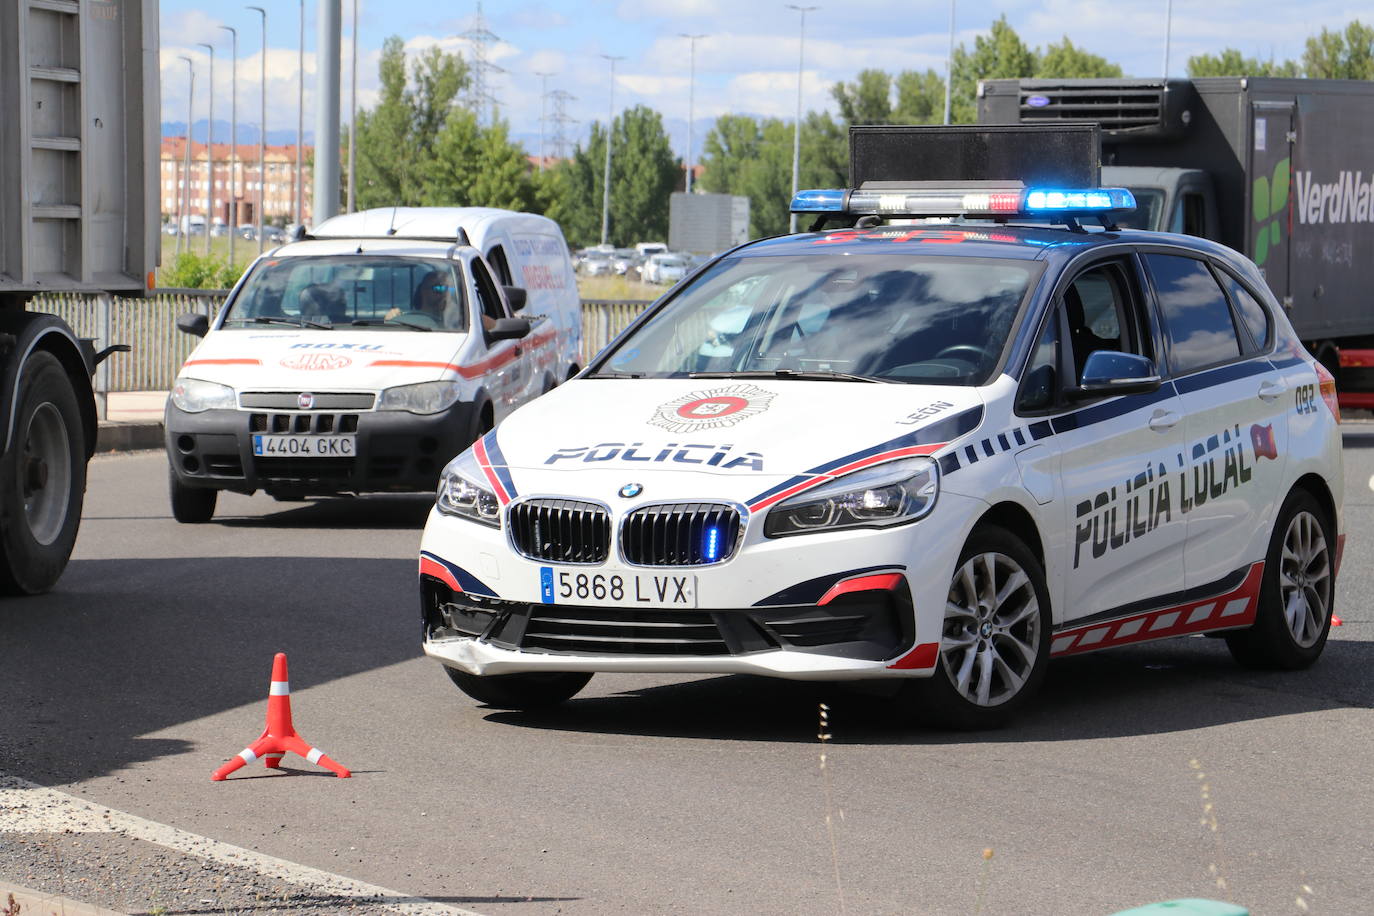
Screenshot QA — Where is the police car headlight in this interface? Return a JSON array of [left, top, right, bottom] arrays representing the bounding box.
[[170, 377, 237, 413], [436, 451, 501, 528], [377, 381, 463, 414], [764, 457, 938, 537]]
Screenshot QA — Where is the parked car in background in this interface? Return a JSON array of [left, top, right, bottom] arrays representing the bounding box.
[[642, 252, 690, 285], [635, 242, 668, 258], [237, 224, 257, 240], [581, 252, 615, 276], [612, 249, 641, 277]]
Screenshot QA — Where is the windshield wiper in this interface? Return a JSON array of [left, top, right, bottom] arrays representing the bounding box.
[[349, 317, 432, 331], [689, 368, 891, 383], [244, 316, 334, 330], [587, 371, 646, 379]]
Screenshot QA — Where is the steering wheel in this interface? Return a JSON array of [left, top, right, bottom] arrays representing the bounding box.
[[932, 344, 991, 364]]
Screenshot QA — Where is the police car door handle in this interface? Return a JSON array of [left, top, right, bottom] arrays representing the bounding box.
[[1148, 409, 1180, 431], [1258, 380, 1287, 401]]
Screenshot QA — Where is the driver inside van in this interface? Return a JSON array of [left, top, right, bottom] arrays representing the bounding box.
[[387, 271, 464, 328]]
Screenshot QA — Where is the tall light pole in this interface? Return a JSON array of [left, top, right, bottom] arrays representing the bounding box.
[[679, 33, 705, 195], [197, 41, 215, 254], [296, 0, 305, 229], [314, 0, 341, 224], [534, 71, 553, 172], [786, 5, 817, 233], [943, 0, 955, 125], [247, 6, 266, 252], [347, 0, 358, 213], [177, 55, 194, 260], [599, 54, 624, 247], [1162, 0, 1174, 78], [220, 24, 238, 266]]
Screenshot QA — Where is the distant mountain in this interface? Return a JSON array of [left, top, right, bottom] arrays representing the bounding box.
[[161, 120, 312, 147]]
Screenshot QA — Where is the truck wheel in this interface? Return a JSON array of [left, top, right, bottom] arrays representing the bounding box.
[[444, 667, 592, 709], [169, 467, 217, 523], [1225, 490, 1334, 669], [904, 526, 1051, 730], [0, 352, 86, 595]]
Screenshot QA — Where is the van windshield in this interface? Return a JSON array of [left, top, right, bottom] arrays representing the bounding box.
[[222, 255, 469, 332], [595, 253, 1039, 386]]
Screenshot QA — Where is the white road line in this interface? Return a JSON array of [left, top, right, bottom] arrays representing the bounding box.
[[0, 771, 485, 916]]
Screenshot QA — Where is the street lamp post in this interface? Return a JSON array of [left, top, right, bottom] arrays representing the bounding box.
[[247, 6, 266, 252], [786, 5, 817, 233], [1162, 0, 1174, 78], [177, 55, 194, 260], [944, 0, 955, 125], [348, 0, 358, 213], [297, 0, 305, 229], [679, 33, 705, 195], [599, 54, 624, 247], [220, 25, 238, 266], [197, 41, 215, 255]]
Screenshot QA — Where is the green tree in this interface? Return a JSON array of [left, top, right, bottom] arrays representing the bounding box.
[[1187, 48, 1300, 77], [832, 69, 893, 124], [353, 37, 468, 209], [424, 111, 535, 211], [560, 106, 679, 248], [1037, 37, 1123, 79], [949, 15, 1037, 123], [1303, 20, 1374, 80], [893, 69, 946, 124]]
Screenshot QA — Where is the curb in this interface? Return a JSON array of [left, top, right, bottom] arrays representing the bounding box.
[[0, 879, 130, 916], [95, 422, 163, 453]]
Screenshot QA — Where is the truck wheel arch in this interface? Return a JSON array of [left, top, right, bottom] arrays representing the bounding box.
[[0, 313, 97, 460]]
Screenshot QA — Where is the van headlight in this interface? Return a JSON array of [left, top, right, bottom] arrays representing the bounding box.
[[764, 457, 938, 537], [377, 381, 463, 414], [170, 377, 237, 413], [436, 451, 501, 528]]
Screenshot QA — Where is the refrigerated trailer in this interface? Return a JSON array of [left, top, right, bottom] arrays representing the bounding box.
[[0, 0, 158, 592], [978, 77, 1374, 404]]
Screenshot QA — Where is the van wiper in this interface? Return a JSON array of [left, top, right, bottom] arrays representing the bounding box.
[[587, 370, 645, 379], [349, 317, 432, 330], [248, 316, 333, 330], [689, 368, 891, 383]]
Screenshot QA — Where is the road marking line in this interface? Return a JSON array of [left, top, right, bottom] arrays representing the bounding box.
[[0, 771, 485, 916]]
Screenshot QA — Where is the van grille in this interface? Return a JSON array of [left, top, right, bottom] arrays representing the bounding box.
[[249, 413, 360, 434], [621, 503, 741, 567], [509, 499, 612, 565], [240, 392, 375, 410]]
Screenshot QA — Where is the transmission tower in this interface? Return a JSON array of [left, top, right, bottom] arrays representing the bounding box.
[[461, 2, 504, 126], [547, 89, 577, 160]]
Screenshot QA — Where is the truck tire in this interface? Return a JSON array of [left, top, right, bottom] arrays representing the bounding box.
[[0, 351, 86, 595], [169, 467, 217, 523]]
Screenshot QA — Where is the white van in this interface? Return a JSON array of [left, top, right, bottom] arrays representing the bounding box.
[[165, 206, 582, 522]]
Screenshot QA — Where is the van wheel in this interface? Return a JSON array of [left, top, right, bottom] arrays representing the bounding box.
[[169, 468, 217, 523], [444, 668, 592, 709], [905, 526, 1051, 730], [1226, 490, 1334, 669]]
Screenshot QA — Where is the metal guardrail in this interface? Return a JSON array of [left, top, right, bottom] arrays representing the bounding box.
[[28, 291, 654, 394]]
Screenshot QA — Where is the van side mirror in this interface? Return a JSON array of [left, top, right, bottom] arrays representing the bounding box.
[[176, 313, 209, 338], [503, 285, 527, 311], [1071, 351, 1161, 399], [489, 317, 531, 341]]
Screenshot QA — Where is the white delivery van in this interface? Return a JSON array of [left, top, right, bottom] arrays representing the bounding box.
[[165, 207, 582, 522]]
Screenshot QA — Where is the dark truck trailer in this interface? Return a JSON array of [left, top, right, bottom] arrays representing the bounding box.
[[978, 77, 1374, 404]]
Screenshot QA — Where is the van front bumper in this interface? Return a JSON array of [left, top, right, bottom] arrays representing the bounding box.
[[165, 400, 477, 495]]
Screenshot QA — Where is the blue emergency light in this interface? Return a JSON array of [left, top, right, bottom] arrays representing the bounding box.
[[704, 526, 721, 563], [789, 185, 1135, 219]]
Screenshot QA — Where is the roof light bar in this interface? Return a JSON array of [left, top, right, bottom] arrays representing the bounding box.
[[789, 186, 1136, 219]]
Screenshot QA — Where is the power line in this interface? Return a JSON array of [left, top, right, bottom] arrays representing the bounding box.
[[462, 1, 504, 126], [547, 89, 578, 160]]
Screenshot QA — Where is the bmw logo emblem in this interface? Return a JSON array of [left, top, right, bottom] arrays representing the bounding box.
[[619, 483, 643, 499]]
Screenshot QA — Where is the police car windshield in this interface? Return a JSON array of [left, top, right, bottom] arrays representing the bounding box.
[[222, 256, 469, 332], [597, 253, 1038, 386]]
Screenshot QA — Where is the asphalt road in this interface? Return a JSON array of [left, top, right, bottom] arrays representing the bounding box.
[[3, 435, 1374, 915]]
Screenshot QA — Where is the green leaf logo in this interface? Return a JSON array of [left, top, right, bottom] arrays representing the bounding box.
[[1253, 157, 1290, 267]]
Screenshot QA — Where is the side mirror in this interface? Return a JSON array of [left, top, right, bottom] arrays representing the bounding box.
[[176, 312, 209, 338], [503, 285, 528, 311], [489, 317, 531, 341], [1072, 351, 1161, 399]]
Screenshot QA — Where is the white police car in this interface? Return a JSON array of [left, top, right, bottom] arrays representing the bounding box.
[[416, 130, 1343, 728]]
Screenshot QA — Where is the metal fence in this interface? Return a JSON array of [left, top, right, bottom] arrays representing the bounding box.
[[29, 291, 654, 393]]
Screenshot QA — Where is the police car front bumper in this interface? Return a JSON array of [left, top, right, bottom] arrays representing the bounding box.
[[166, 400, 477, 495]]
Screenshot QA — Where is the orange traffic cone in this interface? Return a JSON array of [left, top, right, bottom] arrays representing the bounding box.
[[211, 653, 351, 781]]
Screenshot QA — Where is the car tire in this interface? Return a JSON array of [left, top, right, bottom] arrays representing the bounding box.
[[169, 467, 217, 523], [0, 352, 86, 595], [1225, 489, 1334, 670], [905, 526, 1051, 730], [444, 668, 592, 710]]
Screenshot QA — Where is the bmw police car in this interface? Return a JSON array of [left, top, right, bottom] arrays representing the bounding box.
[[417, 127, 1343, 728]]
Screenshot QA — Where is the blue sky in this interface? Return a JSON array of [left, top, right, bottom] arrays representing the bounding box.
[[158, 0, 1370, 155]]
